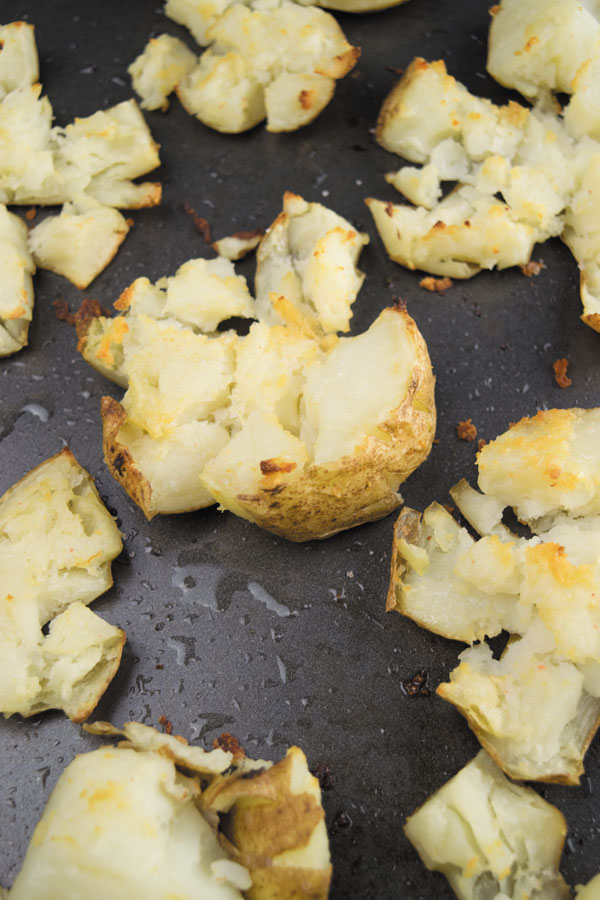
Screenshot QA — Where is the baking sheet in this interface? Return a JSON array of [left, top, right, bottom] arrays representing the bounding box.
[[1, 0, 600, 896]]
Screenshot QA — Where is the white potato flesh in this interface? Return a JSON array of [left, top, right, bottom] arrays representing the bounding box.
[[439, 621, 600, 783], [164, 0, 239, 46], [161, 256, 255, 331], [0, 204, 34, 356], [370, 58, 577, 279], [0, 450, 124, 720], [212, 230, 263, 260], [128, 33, 197, 111], [487, 0, 600, 102], [28, 202, 130, 289], [176, 1, 357, 133], [8, 748, 248, 900], [477, 409, 600, 525], [405, 750, 569, 900], [301, 307, 416, 463], [0, 22, 38, 99], [388, 504, 521, 643], [255, 192, 368, 333], [577, 875, 600, 900], [264, 71, 334, 133]]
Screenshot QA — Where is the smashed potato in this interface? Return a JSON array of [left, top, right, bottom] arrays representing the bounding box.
[[136, 1, 359, 132], [405, 750, 569, 900], [6, 721, 331, 900], [76, 193, 435, 540], [0, 449, 124, 721], [0, 204, 35, 356], [369, 54, 600, 331], [388, 410, 600, 783]]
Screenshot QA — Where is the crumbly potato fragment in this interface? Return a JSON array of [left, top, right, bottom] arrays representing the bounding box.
[[577, 875, 600, 900], [487, 0, 600, 141], [0, 22, 38, 99], [77, 194, 435, 539], [255, 191, 369, 334], [0, 204, 35, 356], [0, 449, 124, 721], [174, 0, 359, 133], [370, 54, 600, 330], [28, 201, 130, 289], [388, 409, 600, 782], [212, 228, 264, 260], [405, 750, 569, 900], [6, 723, 330, 900], [128, 33, 197, 111]]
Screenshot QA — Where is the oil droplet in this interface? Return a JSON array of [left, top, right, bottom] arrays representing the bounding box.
[[247, 582, 291, 617], [20, 403, 50, 423], [276, 655, 287, 684]]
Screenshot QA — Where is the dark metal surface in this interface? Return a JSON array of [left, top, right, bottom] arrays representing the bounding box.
[[1, 1, 600, 896]]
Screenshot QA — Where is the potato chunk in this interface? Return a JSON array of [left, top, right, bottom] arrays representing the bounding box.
[[6, 722, 331, 900], [77, 194, 435, 539], [0, 22, 38, 99], [128, 33, 197, 111], [405, 750, 569, 900], [0, 450, 124, 721], [0, 204, 35, 356], [174, 1, 359, 133], [388, 410, 600, 782]]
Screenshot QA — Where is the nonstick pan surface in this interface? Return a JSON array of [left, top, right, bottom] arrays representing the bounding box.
[[1, 1, 599, 897]]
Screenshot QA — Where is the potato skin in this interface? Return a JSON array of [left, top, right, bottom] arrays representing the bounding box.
[[205, 306, 436, 541], [101, 396, 155, 519]]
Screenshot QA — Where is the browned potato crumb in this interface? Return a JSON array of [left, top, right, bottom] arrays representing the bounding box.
[[456, 418, 478, 441], [419, 275, 454, 292], [553, 357, 572, 388]]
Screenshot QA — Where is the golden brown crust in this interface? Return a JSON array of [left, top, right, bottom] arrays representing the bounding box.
[[386, 506, 422, 613], [208, 307, 436, 541], [101, 395, 154, 519]]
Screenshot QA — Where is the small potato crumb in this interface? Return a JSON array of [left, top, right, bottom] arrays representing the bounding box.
[[457, 418, 478, 441], [477, 438, 487, 452], [520, 260, 546, 277], [25, 206, 37, 221], [419, 275, 454, 292], [553, 357, 572, 388], [183, 202, 212, 243], [158, 714, 173, 735]]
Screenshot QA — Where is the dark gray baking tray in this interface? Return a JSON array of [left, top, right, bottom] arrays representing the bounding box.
[[1, 1, 599, 897]]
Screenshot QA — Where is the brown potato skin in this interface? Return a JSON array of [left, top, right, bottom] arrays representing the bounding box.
[[207, 306, 436, 541], [101, 396, 155, 519]]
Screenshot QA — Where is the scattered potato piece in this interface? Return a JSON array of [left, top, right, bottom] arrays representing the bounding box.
[[255, 191, 368, 335], [0, 204, 35, 356], [577, 875, 600, 900], [28, 202, 130, 289], [405, 750, 570, 900], [0, 449, 124, 721], [6, 722, 330, 900], [128, 33, 197, 110], [487, 0, 600, 141], [388, 409, 600, 782], [212, 228, 264, 260], [175, 1, 359, 133], [0, 22, 38, 99], [77, 194, 435, 539]]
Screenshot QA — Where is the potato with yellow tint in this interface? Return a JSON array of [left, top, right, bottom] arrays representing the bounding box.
[[77, 194, 435, 540], [404, 750, 570, 900], [203, 747, 331, 900], [387, 409, 600, 782], [0, 203, 34, 356], [0, 449, 124, 721], [5, 722, 330, 900]]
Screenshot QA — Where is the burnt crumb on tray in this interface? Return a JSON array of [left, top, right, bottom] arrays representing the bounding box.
[[402, 669, 431, 697], [456, 418, 478, 441], [311, 762, 335, 791]]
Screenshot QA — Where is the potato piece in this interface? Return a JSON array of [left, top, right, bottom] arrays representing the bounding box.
[[389, 410, 600, 782], [203, 746, 331, 900], [0, 22, 38, 99], [0, 449, 124, 720], [164, 0, 239, 47], [369, 58, 574, 279], [212, 228, 264, 260], [438, 622, 600, 784], [476, 409, 600, 526], [176, 1, 358, 133], [128, 33, 197, 111], [76, 195, 434, 539], [202, 306, 435, 541], [386, 504, 521, 642], [7, 747, 250, 900], [487, 0, 599, 100], [255, 191, 369, 334], [0, 204, 35, 356], [28, 201, 129, 289], [6, 721, 330, 900], [404, 750, 570, 900]]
